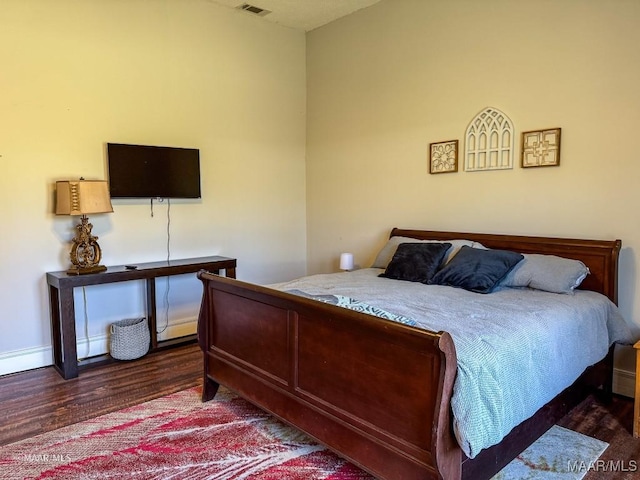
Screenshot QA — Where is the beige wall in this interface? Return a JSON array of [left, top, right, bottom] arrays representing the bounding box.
[[306, 0, 640, 370], [0, 0, 307, 373], [2, 0, 638, 378]]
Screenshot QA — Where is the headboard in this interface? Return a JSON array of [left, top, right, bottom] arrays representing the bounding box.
[[390, 228, 621, 304]]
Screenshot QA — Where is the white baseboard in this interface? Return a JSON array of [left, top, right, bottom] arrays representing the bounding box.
[[0, 344, 54, 377], [156, 318, 197, 342], [0, 318, 197, 377], [613, 367, 635, 398]]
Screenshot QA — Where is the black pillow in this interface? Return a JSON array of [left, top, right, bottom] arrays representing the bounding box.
[[379, 242, 452, 284], [430, 245, 524, 293]]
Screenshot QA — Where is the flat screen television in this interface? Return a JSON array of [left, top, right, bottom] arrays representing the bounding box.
[[107, 143, 201, 199]]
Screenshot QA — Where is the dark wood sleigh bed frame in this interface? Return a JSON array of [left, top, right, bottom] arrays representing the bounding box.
[[196, 228, 621, 480]]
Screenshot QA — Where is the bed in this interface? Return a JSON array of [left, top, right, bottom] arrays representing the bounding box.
[[196, 228, 630, 480]]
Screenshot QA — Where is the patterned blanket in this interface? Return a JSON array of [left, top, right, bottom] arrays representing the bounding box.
[[286, 289, 417, 327]]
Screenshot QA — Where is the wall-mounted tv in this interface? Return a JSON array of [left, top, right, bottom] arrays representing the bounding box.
[[107, 143, 201, 199]]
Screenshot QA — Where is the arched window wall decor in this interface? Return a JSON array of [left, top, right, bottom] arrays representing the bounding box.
[[464, 107, 514, 171]]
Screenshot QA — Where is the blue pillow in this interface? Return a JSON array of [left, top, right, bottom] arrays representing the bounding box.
[[430, 245, 524, 293], [379, 242, 452, 284]]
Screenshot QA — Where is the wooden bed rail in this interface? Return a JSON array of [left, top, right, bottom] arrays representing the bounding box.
[[197, 271, 461, 480]]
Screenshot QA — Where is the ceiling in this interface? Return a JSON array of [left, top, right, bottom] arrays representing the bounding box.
[[208, 0, 383, 31]]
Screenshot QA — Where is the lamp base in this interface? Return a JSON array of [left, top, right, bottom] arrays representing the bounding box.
[[66, 264, 107, 275], [66, 215, 106, 275]]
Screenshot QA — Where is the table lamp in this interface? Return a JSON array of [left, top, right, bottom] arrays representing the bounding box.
[[55, 179, 113, 275], [340, 252, 354, 272]]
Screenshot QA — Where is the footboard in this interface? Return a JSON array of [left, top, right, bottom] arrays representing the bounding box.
[[197, 271, 461, 480]]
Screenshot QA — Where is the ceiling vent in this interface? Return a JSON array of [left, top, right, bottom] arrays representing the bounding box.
[[237, 3, 271, 17]]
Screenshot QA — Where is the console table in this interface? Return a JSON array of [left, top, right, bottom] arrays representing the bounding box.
[[47, 256, 236, 380]]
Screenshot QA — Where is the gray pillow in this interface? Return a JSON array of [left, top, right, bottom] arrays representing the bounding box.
[[372, 236, 476, 269], [499, 253, 589, 294]]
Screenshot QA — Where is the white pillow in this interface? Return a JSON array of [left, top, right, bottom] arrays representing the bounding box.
[[499, 253, 589, 294], [371, 236, 478, 269]]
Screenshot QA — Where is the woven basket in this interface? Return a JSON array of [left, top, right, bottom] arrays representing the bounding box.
[[109, 317, 150, 360]]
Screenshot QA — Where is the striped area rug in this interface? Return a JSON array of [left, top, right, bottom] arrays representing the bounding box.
[[0, 386, 607, 479]]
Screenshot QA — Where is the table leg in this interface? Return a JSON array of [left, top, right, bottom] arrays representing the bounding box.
[[56, 286, 79, 379], [147, 278, 157, 350], [49, 285, 62, 372]]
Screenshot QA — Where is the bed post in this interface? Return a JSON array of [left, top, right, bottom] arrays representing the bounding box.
[[198, 270, 220, 402], [433, 331, 462, 480]]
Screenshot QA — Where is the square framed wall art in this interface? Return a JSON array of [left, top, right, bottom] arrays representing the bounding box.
[[429, 140, 458, 174], [521, 128, 561, 168]]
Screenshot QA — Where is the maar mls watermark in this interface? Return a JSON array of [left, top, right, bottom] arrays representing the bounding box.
[[567, 459, 638, 473], [18, 453, 72, 463]]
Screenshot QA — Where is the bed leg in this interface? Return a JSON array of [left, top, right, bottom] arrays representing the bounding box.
[[599, 375, 613, 405], [596, 346, 615, 405], [202, 374, 220, 402], [602, 385, 613, 404]]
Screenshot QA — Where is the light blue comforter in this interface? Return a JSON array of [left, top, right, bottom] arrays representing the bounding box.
[[269, 268, 633, 459]]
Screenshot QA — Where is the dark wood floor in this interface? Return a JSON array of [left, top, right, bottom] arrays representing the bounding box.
[[558, 391, 640, 479], [0, 343, 201, 447], [1, 343, 639, 479]]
